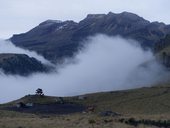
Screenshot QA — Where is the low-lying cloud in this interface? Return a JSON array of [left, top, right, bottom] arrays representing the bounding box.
[[0, 35, 169, 103], [0, 39, 51, 65]]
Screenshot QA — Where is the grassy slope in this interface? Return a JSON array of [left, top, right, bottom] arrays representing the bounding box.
[[3, 84, 170, 115], [0, 112, 136, 128], [1, 84, 170, 127], [68, 85, 170, 115]]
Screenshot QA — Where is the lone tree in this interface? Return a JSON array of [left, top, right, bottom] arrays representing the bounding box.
[[36, 88, 44, 96]]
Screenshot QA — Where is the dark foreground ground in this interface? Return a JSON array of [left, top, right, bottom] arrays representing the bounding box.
[[3, 103, 86, 114]]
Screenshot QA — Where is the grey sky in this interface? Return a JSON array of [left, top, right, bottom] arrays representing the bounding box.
[[0, 0, 170, 38]]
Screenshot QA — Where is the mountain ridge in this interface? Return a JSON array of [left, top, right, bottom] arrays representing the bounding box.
[[10, 12, 170, 63]]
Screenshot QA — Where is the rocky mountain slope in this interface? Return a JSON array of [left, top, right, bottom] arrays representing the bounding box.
[[155, 34, 170, 52], [10, 12, 170, 63], [155, 35, 170, 67], [0, 53, 48, 75]]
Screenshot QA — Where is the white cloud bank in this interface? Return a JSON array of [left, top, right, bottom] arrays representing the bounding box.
[[0, 35, 169, 103]]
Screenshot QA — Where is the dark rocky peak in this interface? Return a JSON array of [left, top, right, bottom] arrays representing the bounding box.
[[77, 12, 150, 36], [39, 20, 77, 27], [83, 11, 148, 22], [119, 11, 146, 21], [39, 20, 63, 26], [145, 22, 167, 37], [79, 11, 150, 27], [36, 20, 78, 32], [86, 14, 106, 19], [147, 22, 168, 33], [107, 12, 150, 26], [148, 21, 166, 28], [14, 20, 77, 38], [79, 14, 106, 25], [59, 20, 78, 28], [107, 11, 116, 15], [151, 21, 165, 26]]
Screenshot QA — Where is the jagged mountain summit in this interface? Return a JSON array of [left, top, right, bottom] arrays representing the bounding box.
[[10, 12, 170, 63]]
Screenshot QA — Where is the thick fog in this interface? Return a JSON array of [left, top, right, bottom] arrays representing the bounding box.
[[0, 35, 168, 103]]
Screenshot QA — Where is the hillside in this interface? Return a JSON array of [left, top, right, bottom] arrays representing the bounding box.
[[1, 84, 170, 128], [0, 53, 49, 75], [10, 12, 170, 63], [2, 83, 170, 115], [75, 85, 170, 115]]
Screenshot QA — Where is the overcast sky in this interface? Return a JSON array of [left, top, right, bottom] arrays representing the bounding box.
[[0, 0, 170, 39]]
